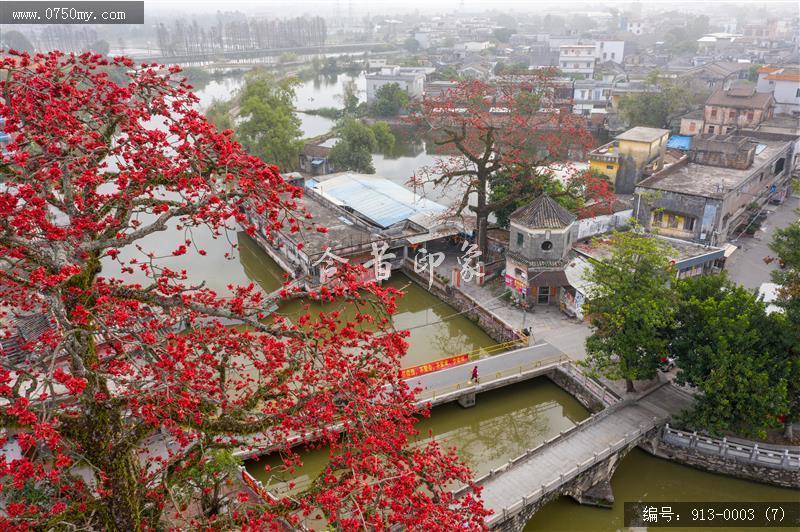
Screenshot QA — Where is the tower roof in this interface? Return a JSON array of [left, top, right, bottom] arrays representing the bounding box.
[[510, 194, 577, 229]]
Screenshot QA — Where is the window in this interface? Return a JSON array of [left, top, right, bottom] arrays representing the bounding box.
[[603, 52, 607, 60], [729, 110, 736, 119], [541, 241, 553, 251], [796, 88, 800, 97], [606, 164, 614, 170], [774, 157, 786, 175], [708, 125, 715, 133], [683, 217, 695, 231], [689, 122, 696, 132], [611, 52, 615, 60], [516, 232, 524, 247], [726, 127, 734, 134], [652, 212, 663, 226], [747, 111, 754, 121], [668, 214, 678, 228], [710, 108, 718, 118]]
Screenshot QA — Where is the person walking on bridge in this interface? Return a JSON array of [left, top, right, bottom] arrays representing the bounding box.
[[471, 365, 479, 384]]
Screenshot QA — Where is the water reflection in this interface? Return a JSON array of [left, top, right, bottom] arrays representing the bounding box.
[[245, 378, 589, 494], [527, 448, 798, 531]]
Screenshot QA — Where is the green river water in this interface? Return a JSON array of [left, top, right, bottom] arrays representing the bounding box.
[[235, 235, 796, 531]]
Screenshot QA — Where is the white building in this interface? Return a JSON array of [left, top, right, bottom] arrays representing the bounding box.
[[626, 20, 653, 35], [756, 65, 800, 116], [366, 66, 426, 103], [559, 44, 597, 76], [595, 40, 625, 64]]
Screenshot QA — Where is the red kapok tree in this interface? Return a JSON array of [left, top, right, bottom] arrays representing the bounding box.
[[410, 73, 614, 255], [0, 51, 487, 530]]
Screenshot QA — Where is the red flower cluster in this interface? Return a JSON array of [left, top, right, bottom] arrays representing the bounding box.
[[0, 51, 487, 530]]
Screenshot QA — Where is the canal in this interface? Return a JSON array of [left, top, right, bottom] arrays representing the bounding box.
[[126, 69, 797, 530]]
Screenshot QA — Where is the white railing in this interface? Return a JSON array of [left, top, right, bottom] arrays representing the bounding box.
[[661, 425, 800, 470], [485, 417, 661, 526], [561, 362, 622, 407]]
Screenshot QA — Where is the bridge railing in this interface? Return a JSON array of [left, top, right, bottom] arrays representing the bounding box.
[[661, 424, 800, 470], [486, 416, 662, 527], [414, 354, 569, 403], [561, 362, 622, 407]]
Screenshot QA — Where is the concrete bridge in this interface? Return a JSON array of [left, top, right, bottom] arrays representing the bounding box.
[[454, 384, 695, 530], [409, 342, 572, 408]]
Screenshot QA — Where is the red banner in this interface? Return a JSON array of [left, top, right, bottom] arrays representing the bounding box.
[[400, 354, 469, 379]]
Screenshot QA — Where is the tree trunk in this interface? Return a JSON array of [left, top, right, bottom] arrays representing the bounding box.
[[476, 177, 489, 257], [625, 378, 636, 393], [785, 421, 794, 441]]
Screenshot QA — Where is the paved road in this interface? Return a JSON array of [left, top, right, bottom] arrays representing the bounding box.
[[475, 385, 694, 518], [727, 195, 799, 290], [408, 341, 566, 400]]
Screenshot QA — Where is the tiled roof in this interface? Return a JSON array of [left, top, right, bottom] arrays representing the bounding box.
[[510, 194, 576, 229], [706, 86, 773, 109]]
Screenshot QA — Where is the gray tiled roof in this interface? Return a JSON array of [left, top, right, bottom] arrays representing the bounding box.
[[510, 194, 577, 229]]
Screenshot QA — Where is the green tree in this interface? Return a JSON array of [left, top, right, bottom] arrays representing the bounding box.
[[372, 83, 410, 117], [489, 168, 585, 228], [236, 71, 303, 170], [493, 27, 515, 43], [341, 79, 361, 115], [404, 36, 420, 52], [206, 99, 235, 131], [670, 274, 789, 439], [328, 117, 395, 173], [430, 66, 461, 82], [618, 71, 690, 128], [583, 231, 676, 392], [769, 218, 800, 440]]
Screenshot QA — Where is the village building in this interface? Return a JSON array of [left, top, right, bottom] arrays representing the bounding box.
[[366, 66, 426, 103], [755, 65, 800, 116], [562, 236, 725, 320], [558, 44, 597, 77], [298, 136, 338, 175], [247, 173, 466, 287], [634, 132, 797, 246], [702, 83, 775, 134], [588, 126, 671, 194], [505, 195, 577, 307], [673, 61, 752, 100]]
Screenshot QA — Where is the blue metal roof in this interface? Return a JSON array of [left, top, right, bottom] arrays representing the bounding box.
[[667, 135, 692, 151], [311, 173, 446, 228]]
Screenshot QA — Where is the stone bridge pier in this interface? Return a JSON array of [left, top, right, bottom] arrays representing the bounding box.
[[489, 426, 661, 531]]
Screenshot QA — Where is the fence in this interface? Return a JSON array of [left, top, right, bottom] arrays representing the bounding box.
[[414, 354, 569, 405], [661, 425, 800, 470], [485, 415, 660, 527], [561, 362, 622, 407]]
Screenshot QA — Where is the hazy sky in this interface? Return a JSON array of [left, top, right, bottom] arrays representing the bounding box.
[[144, 0, 800, 16]]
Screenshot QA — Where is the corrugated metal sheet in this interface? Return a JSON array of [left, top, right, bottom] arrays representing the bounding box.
[[311, 173, 446, 228]]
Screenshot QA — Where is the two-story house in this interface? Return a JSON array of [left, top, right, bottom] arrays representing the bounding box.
[[588, 126, 670, 194], [366, 66, 426, 103], [703, 83, 775, 135], [504, 195, 577, 307], [634, 132, 797, 245], [756, 65, 800, 117]]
